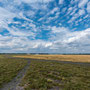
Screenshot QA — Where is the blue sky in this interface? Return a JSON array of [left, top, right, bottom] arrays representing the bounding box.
[[0, 0, 90, 53]]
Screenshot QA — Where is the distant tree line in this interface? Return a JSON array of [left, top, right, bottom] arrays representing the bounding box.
[[0, 53, 90, 55]]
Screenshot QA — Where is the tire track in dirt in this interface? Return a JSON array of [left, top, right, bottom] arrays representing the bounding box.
[[0, 59, 30, 90]]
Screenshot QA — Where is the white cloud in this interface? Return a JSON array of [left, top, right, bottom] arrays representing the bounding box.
[[63, 28, 90, 43], [87, 2, 90, 13], [0, 6, 37, 38], [67, 7, 73, 15], [38, 7, 59, 22], [78, 9, 85, 15], [17, 0, 53, 4], [51, 26, 68, 33], [50, 7, 59, 14], [49, 27, 90, 53], [0, 26, 90, 53], [70, 7, 77, 15], [78, 0, 88, 8], [0, 35, 53, 52], [13, 0, 53, 4], [45, 12, 60, 23], [59, 0, 64, 4], [68, 13, 79, 23], [18, 12, 33, 22], [83, 15, 89, 19], [25, 10, 36, 17], [0, 7, 16, 28], [0, 0, 90, 53]]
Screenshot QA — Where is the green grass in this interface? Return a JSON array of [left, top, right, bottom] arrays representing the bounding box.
[[0, 56, 27, 87], [20, 60, 90, 90]]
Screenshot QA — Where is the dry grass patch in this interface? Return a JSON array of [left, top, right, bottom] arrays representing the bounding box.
[[14, 55, 90, 63]]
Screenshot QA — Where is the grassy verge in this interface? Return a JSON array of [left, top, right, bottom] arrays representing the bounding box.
[[0, 56, 27, 87], [20, 60, 90, 90]]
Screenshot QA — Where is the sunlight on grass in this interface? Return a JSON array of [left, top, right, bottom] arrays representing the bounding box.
[[14, 55, 90, 63], [0, 56, 27, 87], [20, 60, 90, 90]]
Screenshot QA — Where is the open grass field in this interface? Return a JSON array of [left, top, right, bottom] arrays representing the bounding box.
[[14, 54, 90, 63], [20, 60, 90, 90], [0, 55, 27, 88], [0, 55, 90, 90]]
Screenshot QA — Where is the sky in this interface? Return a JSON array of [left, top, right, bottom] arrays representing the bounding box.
[[0, 0, 90, 53]]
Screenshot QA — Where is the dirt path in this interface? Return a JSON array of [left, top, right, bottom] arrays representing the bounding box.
[[0, 59, 30, 90], [29, 58, 90, 66]]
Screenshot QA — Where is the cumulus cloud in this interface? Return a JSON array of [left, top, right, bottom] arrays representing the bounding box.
[[49, 27, 90, 53]]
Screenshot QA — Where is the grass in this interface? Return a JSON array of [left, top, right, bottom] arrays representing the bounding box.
[[14, 54, 90, 63], [0, 55, 27, 87], [0, 55, 90, 89], [20, 60, 90, 90]]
